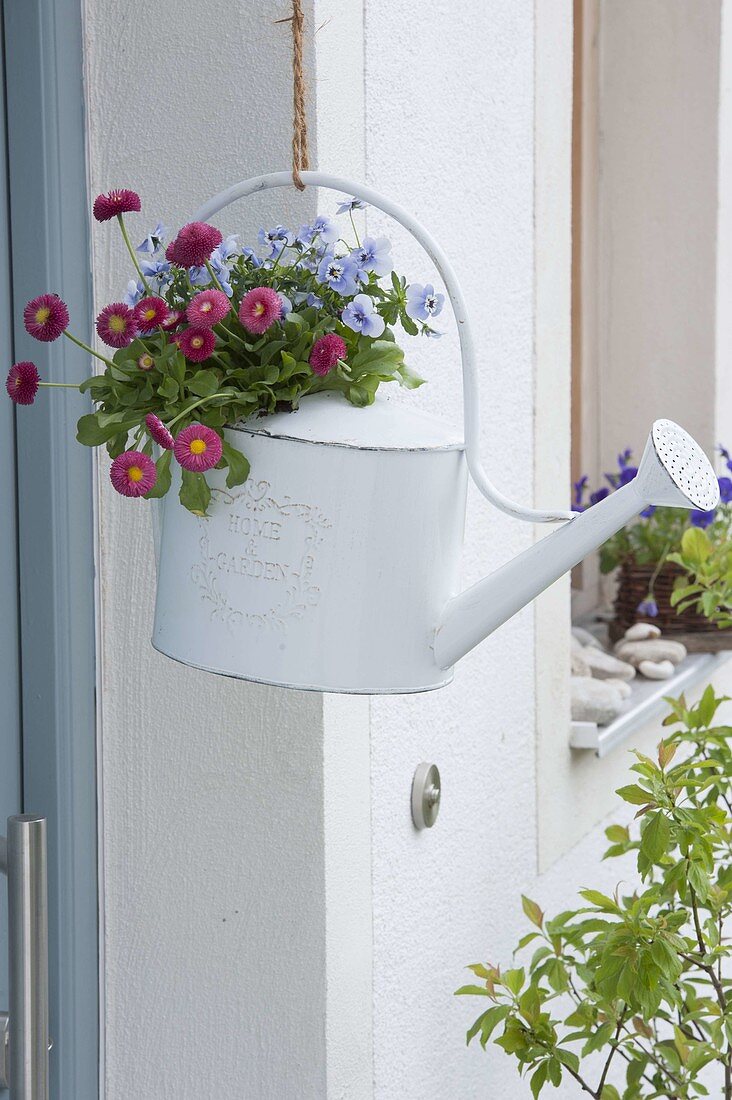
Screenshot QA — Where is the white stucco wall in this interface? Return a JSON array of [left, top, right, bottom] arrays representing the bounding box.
[[82, 2, 732, 1098]]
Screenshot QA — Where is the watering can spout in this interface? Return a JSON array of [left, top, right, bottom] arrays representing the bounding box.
[[434, 420, 720, 670]]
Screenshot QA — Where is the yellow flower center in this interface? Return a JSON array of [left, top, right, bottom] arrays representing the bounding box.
[[142, 308, 156, 320], [109, 314, 127, 333], [191, 336, 204, 348], [201, 302, 212, 313], [128, 465, 144, 483], [35, 307, 50, 323], [254, 303, 265, 316], [190, 439, 207, 455], [139, 355, 153, 369]]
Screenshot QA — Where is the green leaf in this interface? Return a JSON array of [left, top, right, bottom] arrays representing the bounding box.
[[640, 811, 670, 865], [179, 469, 211, 516], [144, 449, 172, 499], [187, 369, 219, 398], [530, 1062, 548, 1099], [222, 441, 250, 489], [579, 889, 620, 913], [503, 968, 525, 996], [681, 525, 712, 564], [158, 375, 180, 401], [76, 413, 121, 446], [616, 783, 654, 806], [455, 984, 491, 997], [521, 895, 544, 929]]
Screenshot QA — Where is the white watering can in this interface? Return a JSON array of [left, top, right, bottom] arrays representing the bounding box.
[[152, 172, 720, 694]]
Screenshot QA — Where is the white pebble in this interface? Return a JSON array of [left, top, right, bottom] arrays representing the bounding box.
[[624, 622, 662, 641], [638, 659, 675, 680]]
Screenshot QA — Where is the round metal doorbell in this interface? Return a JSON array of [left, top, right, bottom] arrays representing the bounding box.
[[411, 763, 441, 830]]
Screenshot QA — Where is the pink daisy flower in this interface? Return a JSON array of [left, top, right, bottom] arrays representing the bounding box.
[[186, 289, 230, 328], [173, 423, 223, 472], [93, 189, 141, 222], [137, 353, 155, 371], [23, 294, 69, 342], [165, 222, 222, 268], [145, 413, 174, 450], [6, 361, 40, 405], [309, 333, 347, 377], [96, 303, 138, 348], [133, 296, 168, 334], [238, 287, 282, 334], [161, 309, 185, 332], [109, 450, 157, 498], [177, 327, 215, 362]]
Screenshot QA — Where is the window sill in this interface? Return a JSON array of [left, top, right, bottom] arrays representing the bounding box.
[[570, 652, 732, 758]]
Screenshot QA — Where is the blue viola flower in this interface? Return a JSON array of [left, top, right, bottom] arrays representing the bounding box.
[[617, 448, 633, 469], [258, 225, 294, 259], [351, 236, 393, 279], [718, 475, 732, 503], [310, 215, 339, 244], [306, 292, 323, 308], [405, 283, 445, 322], [690, 508, 716, 528], [140, 259, 173, 288], [341, 293, 385, 338], [123, 279, 145, 307], [572, 476, 588, 510], [618, 465, 638, 486], [279, 293, 293, 317], [241, 246, 264, 269], [719, 444, 732, 472], [589, 486, 610, 505], [216, 235, 240, 262], [317, 254, 359, 296], [636, 596, 659, 617], [136, 221, 168, 255], [336, 197, 368, 215], [424, 328, 443, 339], [640, 506, 657, 519]]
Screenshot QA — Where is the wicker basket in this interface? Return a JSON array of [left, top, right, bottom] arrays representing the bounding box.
[[609, 559, 732, 644]]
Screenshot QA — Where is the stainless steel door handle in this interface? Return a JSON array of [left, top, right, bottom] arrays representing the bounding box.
[[0, 815, 49, 1099]]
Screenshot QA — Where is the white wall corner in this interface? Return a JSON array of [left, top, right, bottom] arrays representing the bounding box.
[[533, 0, 573, 871]]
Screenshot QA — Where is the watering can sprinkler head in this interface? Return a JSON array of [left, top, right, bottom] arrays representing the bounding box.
[[434, 419, 719, 671], [636, 419, 719, 512]]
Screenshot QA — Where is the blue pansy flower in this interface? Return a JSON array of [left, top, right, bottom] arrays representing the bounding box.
[[406, 283, 445, 322], [140, 259, 173, 288], [310, 215, 339, 244], [279, 293, 293, 317], [341, 293, 385, 338], [336, 197, 368, 215], [618, 465, 638, 486], [572, 476, 588, 511], [241, 246, 264, 269], [690, 508, 716, 528], [640, 506, 657, 519], [589, 487, 610, 505], [258, 225, 294, 259], [136, 222, 168, 255], [317, 254, 359, 296], [351, 236, 393, 279], [124, 279, 145, 307], [718, 475, 732, 503], [424, 328, 443, 339], [306, 292, 323, 308], [636, 596, 659, 617], [216, 235, 240, 261]]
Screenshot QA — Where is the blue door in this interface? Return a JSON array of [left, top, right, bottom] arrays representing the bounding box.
[[1, 0, 99, 1093], [0, 20, 22, 1023]]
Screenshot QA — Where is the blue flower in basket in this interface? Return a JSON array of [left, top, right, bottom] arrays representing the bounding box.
[[352, 236, 393, 279], [123, 279, 144, 308], [336, 196, 368, 215], [317, 254, 359, 297], [136, 221, 168, 255], [406, 283, 445, 322], [341, 293, 385, 338]]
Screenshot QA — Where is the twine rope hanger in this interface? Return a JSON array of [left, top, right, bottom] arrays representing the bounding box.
[[276, 0, 310, 191]]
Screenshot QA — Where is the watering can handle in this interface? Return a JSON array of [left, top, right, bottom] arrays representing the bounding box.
[[193, 171, 573, 524]]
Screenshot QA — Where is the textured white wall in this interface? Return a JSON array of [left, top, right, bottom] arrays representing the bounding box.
[[83, 1, 728, 1097]]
